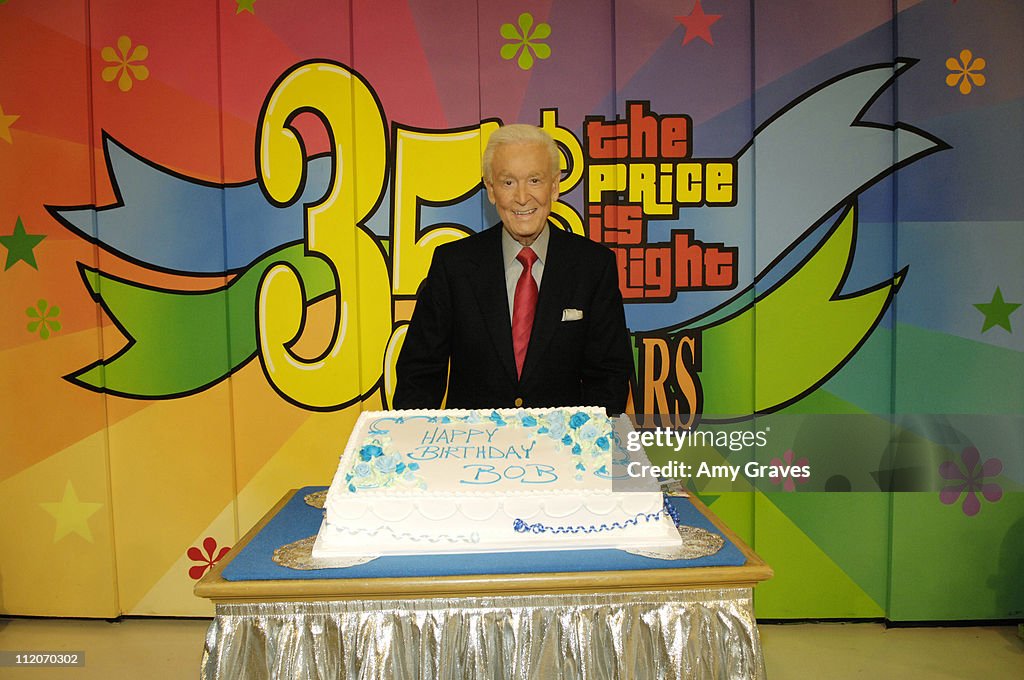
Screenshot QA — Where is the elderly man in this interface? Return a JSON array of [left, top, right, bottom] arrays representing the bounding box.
[[393, 124, 633, 414]]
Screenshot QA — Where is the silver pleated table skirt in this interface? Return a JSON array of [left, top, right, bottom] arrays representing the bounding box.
[[201, 587, 765, 679]]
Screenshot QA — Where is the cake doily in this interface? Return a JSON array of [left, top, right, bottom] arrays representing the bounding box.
[[304, 490, 327, 509], [624, 525, 725, 560], [272, 535, 380, 570], [659, 480, 690, 497]]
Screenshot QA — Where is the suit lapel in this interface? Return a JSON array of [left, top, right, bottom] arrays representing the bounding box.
[[520, 227, 573, 382], [470, 226, 519, 385]]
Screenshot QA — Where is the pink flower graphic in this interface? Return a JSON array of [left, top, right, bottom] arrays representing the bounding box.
[[939, 446, 1002, 516], [187, 536, 231, 580], [768, 449, 809, 492]]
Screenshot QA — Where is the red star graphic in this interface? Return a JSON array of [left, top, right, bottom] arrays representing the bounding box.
[[676, 0, 722, 46]]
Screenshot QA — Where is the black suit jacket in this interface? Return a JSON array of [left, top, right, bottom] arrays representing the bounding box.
[[393, 224, 634, 414]]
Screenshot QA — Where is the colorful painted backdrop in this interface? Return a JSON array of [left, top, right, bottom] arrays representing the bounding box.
[[1, 0, 1021, 620]]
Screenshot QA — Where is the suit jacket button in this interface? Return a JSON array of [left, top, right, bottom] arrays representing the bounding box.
[[514, 397, 524, 407]]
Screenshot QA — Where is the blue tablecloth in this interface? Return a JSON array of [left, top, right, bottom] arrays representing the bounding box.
[[222, 487, 746, 581]]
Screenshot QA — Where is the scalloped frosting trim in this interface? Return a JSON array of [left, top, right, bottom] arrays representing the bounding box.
[[512, 509, 665, 535], [327, 491, 664, 524], [511, 497, 681, 536], [326, 523, 481, 546]]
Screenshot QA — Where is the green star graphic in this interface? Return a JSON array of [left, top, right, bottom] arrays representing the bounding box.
[[973, 287, 1021, 333], [236, 0, 256, 14], [0, 217, 46, 270]]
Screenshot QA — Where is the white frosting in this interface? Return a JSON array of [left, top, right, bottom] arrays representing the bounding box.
[[312, 407, 682, 557]]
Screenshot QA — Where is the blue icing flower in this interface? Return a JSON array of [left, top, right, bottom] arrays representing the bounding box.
[[537, 426, 549, 434], [359, 444, 383, 461], [373, 455, 397, 474], [408, 462, 420, 471], [488, 410, 507, 426], [347, 483, 357, 492], [441, 416, 451, 424], [353, 462, 373, 478], [595, 436, 609, 451], [569, 412, 590, 429], [521, 415, 538, 427], [545, 416, 567, 440], [572, 443, 581, 455], [395, 462, 406, 474], [562, 434, 573, 446], [579, 422, 599, 442]]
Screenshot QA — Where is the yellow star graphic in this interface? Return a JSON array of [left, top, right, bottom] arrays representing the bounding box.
[[40, 481, 103, 542], [0, 104, 20, 144]]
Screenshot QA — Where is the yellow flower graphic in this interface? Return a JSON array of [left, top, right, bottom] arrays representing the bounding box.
[[945, 49, 986, 95], [101, 36, 150, 92]]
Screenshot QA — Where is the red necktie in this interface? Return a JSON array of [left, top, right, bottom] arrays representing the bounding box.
[[512, 247, 538, 378]]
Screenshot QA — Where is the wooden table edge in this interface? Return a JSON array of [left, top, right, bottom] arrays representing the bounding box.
[[196, 489, 773, 603]]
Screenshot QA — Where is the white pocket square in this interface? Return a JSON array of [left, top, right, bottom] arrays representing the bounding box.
[[561, 308, 584, 321]]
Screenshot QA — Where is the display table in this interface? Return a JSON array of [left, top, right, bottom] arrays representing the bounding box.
[[195, 487, 771, 679]]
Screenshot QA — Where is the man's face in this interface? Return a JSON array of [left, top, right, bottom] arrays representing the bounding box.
[[485, 142, 560, 246]]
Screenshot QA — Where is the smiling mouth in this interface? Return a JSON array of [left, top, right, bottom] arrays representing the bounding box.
[[512, 209, 536, 216]]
